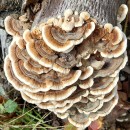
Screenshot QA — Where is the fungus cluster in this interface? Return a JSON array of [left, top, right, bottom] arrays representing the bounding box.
[[4, 5, 128, 129]]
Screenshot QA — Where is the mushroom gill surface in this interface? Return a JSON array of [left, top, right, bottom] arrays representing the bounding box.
[[4, 5, 128, 129]]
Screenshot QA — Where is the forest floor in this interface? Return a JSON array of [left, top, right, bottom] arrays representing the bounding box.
[[0, 1, 130, 130]]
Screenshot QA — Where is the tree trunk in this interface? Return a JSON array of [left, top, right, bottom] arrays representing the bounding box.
[[0, 0, 22, 17], [33, 0, 126, 27]]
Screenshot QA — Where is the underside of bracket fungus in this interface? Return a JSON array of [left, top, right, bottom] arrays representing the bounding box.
[[4, 4, 128, 129]]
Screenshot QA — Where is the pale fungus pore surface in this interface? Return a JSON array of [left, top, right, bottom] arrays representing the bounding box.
[[4, 4, 128, 129]]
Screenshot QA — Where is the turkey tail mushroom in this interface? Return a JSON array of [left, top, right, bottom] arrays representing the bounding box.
[[4, 16, 27, 49], [117, 4, 128, 23], [4, 5, 128, 129]]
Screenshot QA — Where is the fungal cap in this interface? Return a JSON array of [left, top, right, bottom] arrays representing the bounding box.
[[80, 66, 94, 80], [64, 9, 73, 20], [84, 22, 95, 38], [80, 11, 90, 21], [104, 23, 113, 33], [117, 4, 128, 23], [111, 26, 123, 45], [4, 16, 21, 36], [61, 17, 75, 32], [101, 32, 127, 58]]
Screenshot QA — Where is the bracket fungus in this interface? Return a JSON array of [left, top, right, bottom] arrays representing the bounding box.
[[4, 4, 128, 129]]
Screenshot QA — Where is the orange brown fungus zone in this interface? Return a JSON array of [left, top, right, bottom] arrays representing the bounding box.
[[4, 7, 128, 129]]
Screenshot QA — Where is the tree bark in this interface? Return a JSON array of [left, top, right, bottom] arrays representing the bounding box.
[[0, 0, 22, 18], [33, 0, 127, 27]]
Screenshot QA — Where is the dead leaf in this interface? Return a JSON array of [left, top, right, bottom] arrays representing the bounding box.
[[0, 95, 4, 103], [88, 119, 103, 130], [64, 122, 77, 130]]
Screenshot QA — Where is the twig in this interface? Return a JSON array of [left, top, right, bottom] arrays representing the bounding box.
[[123, 10, 128, 34]]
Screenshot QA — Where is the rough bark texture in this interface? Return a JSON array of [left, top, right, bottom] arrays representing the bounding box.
[[33, 0, 127, 27], [0, 0, 22, 18], [0, 0, 22, 11]]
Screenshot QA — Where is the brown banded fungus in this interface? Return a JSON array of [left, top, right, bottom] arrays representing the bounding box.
[[4, 4, 128, 129]]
